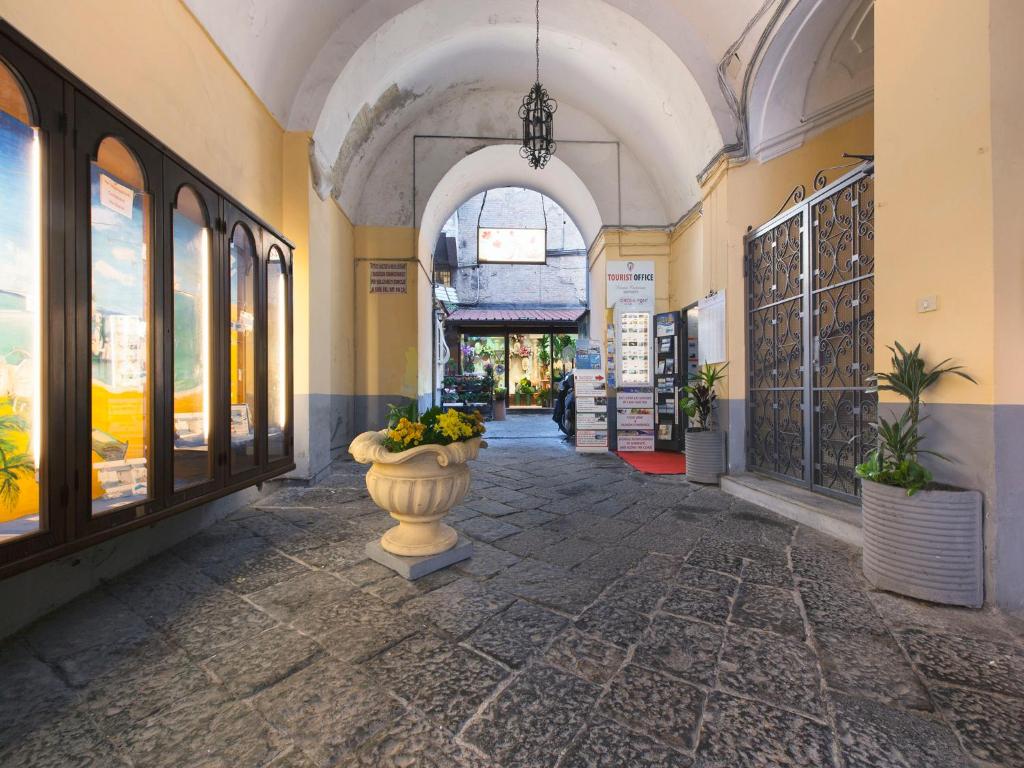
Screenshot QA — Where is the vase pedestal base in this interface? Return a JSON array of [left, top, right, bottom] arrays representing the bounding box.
[[365, 536, 473, 581]]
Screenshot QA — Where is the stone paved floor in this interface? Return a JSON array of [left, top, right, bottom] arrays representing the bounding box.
[[2, 415, 1023, 767]]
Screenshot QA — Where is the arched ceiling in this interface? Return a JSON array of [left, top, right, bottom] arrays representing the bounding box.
[[183, 0, 870, 224]]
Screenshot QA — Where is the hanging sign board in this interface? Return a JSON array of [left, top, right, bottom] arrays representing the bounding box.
[[698, 291, 726, 364], [369, 262, 408, 294], [478, 227, 546, 264]]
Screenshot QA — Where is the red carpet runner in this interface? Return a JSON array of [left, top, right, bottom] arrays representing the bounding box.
[[615, 451, 687, 475]]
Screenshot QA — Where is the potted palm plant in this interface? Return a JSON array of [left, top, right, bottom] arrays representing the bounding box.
[[680, 363, 728, 484], [856, 342, 983, 607]]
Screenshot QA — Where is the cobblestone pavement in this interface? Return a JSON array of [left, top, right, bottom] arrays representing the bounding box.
[[2, 416, 1022, 767]]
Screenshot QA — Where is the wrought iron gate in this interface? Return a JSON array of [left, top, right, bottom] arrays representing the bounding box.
[[745, 165, 875, 501]]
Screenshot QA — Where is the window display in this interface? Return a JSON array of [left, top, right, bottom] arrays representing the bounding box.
[[172, 186, 212, 488], [0, 27, 295, 576], [90, 137, 150, 514], [618, 312, 652, 385], [229, 224, 257, 473], [0, 61, 41, 539], [267, 246, 287, 460]]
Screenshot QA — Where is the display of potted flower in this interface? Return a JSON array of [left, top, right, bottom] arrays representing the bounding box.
[[492, 387, 507, 421], [680, 362, 728, 484], [349, 403, 486, 557], [515, 377, 534, 406], [856, 342, 983, 607]]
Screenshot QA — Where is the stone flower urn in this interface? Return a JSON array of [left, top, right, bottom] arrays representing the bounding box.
[[349, 430, 486, 557]]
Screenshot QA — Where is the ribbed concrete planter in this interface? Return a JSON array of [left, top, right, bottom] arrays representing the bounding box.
[[349, 431, 485, 557], [861, 479, 983, 608], [685, 430, 724, 484]]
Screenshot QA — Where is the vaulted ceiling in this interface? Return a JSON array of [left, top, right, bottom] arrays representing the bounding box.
[[184, 0, 873, 228]]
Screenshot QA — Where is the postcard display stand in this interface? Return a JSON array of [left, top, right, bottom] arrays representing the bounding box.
[[575, 343, 609, 453], [616, 312, 655, 451], [654, 311, 682, 451]]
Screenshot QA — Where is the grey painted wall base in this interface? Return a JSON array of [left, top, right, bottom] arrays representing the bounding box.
[[0, 485, 268, 641], [366, 537, 473, 580]]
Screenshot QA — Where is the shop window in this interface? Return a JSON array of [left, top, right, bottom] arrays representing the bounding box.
[[171, 186, 212, 488], [89, 137, 151, 514], [0, 60, 42, 540], [266, 246, 287, 460], [229, 223, 256, 473]]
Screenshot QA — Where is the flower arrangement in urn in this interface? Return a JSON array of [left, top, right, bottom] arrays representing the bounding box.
[[349, 403, 486, 557]]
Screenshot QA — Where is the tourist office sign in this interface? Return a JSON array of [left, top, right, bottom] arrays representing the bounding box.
[[607, 260, 656, 451]]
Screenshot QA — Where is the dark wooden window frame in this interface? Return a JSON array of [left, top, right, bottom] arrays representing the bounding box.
[[0, 23, 295, 579]]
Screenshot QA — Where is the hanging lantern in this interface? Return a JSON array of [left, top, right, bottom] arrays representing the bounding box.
[[520, 0, 557, 169]]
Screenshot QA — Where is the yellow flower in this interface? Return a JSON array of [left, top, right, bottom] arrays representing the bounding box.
[[388, 417, 425, 448], [436, 409, 473, 441]]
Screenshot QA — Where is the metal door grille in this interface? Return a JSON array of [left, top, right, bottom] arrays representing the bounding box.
[[746, 166, 875, 501]]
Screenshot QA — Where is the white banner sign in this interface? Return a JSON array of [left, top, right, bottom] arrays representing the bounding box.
[[606, 260, 655, 314]]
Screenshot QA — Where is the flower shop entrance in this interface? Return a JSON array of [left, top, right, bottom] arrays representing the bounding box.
[[449, 315, 581, 412], [744, 164, 875, 502]]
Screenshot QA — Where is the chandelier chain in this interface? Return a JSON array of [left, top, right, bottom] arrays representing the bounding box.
[[535, 0, 540, 84]]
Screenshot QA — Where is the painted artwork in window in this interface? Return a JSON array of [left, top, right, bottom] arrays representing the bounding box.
[[172, 186, 212, 488], [229, 224, 256, 473], [267, 248, 286, 460], [90, 137, 151, 514], [0, 61, 42, 540]]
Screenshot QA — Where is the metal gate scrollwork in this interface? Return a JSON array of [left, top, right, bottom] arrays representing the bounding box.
[[745, 164, 875, 501]]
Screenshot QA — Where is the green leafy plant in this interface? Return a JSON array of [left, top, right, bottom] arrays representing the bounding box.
[[515, 377, 535, 396], [855, 342, 976, 495], [0, 408, 34, 512], [386, 401, 418, 429], [680, 363, 728, 431]]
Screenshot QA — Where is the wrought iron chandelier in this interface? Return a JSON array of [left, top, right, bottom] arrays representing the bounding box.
[[520, 0, 557, 169]]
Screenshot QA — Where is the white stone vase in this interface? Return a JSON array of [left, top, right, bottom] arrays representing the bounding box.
[[349, 430, 486, 557]]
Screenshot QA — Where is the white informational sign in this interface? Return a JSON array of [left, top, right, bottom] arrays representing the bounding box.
[[698, 291, 726, 364], [577, 430, 609, 449], [577, 412, 608, 430], [606, 260, 655, 313], [617, 390, 654, 409], [618, 431, 655, 451], [478, 227, 546, 264], [574, 349, 608, 452], [575, 396, 607, 412], [370, 262, 408, 293], [99, 172, 135, 218], [617, 409, 654, 429]]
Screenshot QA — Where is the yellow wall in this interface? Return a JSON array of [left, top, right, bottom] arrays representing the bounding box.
[[0, 0, 285, 228], [991, 0, 1024, 408], [876, 0, 993, 406], [354, 227, 420, 399], [667, 110, 874, 400]]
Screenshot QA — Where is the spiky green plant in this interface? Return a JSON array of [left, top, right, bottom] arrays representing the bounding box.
[[0, 411, 34, 512], [680, 362, 728, 431], [856, 342, 976, 495]]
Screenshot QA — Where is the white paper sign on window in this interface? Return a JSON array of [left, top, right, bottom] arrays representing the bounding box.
[[99, 173, 135, 219]]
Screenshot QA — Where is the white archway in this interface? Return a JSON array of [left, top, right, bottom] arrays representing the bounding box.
[[416, 144, 604, 398]]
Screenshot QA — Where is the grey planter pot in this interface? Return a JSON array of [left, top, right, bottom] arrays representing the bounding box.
[[685, 430, 724, 484], [861, 479, 984, 608]]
